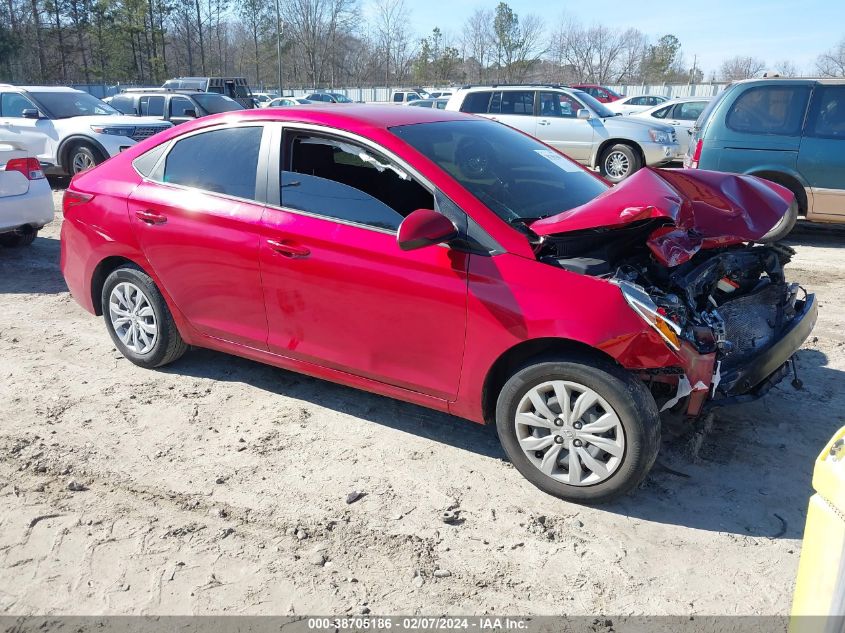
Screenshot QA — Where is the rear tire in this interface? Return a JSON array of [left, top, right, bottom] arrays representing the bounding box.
[[495, 356, 661, 504], [599, 143, 642, 183], [0, 229, 37, 247], [102, 264, 187, 368]]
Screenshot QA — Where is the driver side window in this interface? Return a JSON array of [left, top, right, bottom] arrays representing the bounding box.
[[1, 92, 37, 117], [281, 132, 435, 231], [539, 92, 580, 118]]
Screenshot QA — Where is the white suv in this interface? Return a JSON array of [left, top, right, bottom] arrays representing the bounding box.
[[0, 85, 172, 175], [445, 85, 678, 181]]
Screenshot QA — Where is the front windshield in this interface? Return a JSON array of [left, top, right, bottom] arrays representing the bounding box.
[[390, 119, 607, 224], [193, 94, 243, 113], [571, 90, 616, 118], [332, 94, 353, 103], [32, 91, 120, 118]]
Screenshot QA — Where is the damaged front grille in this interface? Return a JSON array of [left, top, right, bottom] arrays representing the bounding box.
[[715, 283, 794, 367]]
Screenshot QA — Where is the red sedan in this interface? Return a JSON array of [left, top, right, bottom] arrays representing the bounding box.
[[60, 105, 816, 503]]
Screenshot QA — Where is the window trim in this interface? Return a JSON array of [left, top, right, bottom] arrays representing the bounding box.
[[138, 122, 271, 205], [263, 121, 442, 236]]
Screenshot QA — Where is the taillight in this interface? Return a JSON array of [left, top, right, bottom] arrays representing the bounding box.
[[688, 139, 703, 169], [5, 157, 44, 180], [63, 189, 94, 212]]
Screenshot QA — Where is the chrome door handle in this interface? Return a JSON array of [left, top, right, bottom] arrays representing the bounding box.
[[267, 239, 310, 258], [538, 120, 551, 126]]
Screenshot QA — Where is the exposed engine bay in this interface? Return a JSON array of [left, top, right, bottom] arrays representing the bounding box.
[[533, 215, 814, 417]]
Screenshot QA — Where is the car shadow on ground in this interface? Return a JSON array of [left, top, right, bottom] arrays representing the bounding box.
[[164, 344, 845, 538], [0, 236, 67, 295]]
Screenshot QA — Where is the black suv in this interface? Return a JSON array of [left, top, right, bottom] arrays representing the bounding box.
[[108, 90, 243, 125], [305, 92, 354, 104]]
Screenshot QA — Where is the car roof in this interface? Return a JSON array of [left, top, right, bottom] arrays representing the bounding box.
[[3, 85, 84, 93], [732, 77, 845, 86], [659, 96, 714, 104], [174, 104, 468, 133]]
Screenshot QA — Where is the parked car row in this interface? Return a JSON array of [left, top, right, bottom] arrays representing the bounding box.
[[444, 85, 678, 182], [108, 89, 243, 125], [0, 84, 171, 175]]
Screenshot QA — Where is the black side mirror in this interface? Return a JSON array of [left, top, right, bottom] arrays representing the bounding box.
[[183, 109, 197, 118], [22, 109, 40, 119]]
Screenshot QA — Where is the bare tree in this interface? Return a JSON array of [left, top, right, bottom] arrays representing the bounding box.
[[775, 59, 798, 77], [461, 8, 492, 82], [372, 0, 411, 84], [549, 16, 646, 84], [719, 55, 765, 81], [817, 37, 845, 77], [282, 0, 357, 86]]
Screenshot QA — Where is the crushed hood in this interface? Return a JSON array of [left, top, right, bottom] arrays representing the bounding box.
[[530, 168, 794, 267]]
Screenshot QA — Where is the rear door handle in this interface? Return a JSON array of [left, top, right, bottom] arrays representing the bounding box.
[[135, 209, 167, 225], [538, 120, 551, 126], [267, 239, 310, 258]]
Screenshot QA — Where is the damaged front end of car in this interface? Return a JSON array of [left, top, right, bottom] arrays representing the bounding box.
[[528, 167, 818, 419]]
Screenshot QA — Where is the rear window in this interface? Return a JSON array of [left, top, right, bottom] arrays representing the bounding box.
[[490, 90, 534, 115], [725, 85, 810, 136], [675, 101, 707, 121], [460, 91, 493, 113], [139, 95, 165, 117], [162, 126, 263, 200], [806, 85, 845, 139]]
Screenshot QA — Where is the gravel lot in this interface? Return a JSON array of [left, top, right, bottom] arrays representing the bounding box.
[[1, 188, 843, 616]]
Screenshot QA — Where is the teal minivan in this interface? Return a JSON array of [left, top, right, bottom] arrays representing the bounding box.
[[686, 78, 845, 239]]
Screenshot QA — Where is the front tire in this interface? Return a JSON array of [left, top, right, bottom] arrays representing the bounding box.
[[68, 143, 104, 175], [599, 143, 642, 183], [495, 357, 660, 504], [102, 264, 187, 368]]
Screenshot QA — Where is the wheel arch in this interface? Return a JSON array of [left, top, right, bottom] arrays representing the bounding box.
[[90, 255, 151, 315], [57, 136, 109, 172], [481, 337, 622, 425], [593, 138, 644, 170], [746, 169, 809, 214]]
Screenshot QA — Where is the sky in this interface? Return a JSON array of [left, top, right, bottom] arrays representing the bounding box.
[[396, 0, 844, 78]]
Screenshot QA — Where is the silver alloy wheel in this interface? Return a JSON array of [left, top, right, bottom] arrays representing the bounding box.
[[108, 282, 158, 355], [604, 150, 630, 179], [72, 150, 95, 173], [514, 380, 625, 486]]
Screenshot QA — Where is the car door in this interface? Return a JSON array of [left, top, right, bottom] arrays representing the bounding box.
[[535, 91, 594, 163], [716, 83, 810, 174], [258, 126, 469, 400], [169, 95, 199, 124], [799, 84, 845, 219], [0, 92, 54, 164], [668, 101, 709, 156], [127, 124, 270, 348], [138, 95, 166, 121]]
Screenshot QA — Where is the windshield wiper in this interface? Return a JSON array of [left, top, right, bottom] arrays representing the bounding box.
[[508, 214, 549, 225]]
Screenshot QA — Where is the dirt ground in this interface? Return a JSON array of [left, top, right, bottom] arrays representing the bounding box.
[[0, 188, 843, 616]]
